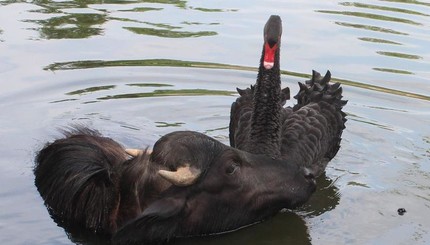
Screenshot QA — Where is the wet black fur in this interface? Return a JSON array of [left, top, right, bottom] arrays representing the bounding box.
[[35, 128, 124, 235], [34, 127, 155, 236], [34, 128, 316, 244]]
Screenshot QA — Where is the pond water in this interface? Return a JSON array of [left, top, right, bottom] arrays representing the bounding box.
[[0, 0, 429, 244]]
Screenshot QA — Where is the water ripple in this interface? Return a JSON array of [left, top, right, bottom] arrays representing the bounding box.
[[318, 10, 422, 25], [334, 21, 408, 35], [97, 89, 235, 100], [380, 0, 430, 8], [123, 26, 217, 38], [340, 2, 430, 17], [376, 51, 423, 60], [43, 59, 430, 101]]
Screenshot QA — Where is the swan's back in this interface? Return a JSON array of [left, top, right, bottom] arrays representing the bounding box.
[[280, 71, 347, 176], [229, 70, 347, 177]]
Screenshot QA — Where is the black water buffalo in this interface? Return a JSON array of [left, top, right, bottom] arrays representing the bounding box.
[[34, 127, 316, 244]]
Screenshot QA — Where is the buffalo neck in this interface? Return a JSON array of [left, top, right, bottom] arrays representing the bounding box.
[[249, 46, 282, 157]]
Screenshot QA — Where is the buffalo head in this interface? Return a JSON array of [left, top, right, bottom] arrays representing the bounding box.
[[114, 131, 316, 244]]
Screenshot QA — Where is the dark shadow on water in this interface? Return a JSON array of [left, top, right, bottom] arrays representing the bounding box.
[[65, 213, 311, 245], [298, 173, 340, 217], [174, 212, 312, 245]]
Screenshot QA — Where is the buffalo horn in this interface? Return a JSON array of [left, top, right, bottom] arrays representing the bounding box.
[[158, 164, 201, 186], [125, 148, 152, 157]]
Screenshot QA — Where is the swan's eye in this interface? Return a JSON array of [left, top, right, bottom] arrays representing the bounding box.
[[226, 162, 240, 175]]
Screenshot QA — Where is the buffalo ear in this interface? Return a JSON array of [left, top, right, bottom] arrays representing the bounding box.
[[113, 196, 185, 245]]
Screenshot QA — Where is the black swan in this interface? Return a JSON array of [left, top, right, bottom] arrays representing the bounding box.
[[229, 15, 347, 177]]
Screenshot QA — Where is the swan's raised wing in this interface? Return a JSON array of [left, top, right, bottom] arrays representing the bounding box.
[[280, 71, 347, 177], [229, 87, 253, 149]]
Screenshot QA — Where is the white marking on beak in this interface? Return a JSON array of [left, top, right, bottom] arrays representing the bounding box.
[[264, 61, 274, 69]]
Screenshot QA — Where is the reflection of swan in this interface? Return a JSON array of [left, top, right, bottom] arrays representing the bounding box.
[[230, 15, 347, 178]]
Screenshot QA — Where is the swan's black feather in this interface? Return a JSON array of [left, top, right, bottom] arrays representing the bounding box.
[[229, 70, 347, 177], [229, 85, 293, 153]]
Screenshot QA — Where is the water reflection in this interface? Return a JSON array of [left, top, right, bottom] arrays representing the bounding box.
[[127, 83, 173, 88], [424, 137, 430, 159], [380, 0, 430, 7], [346, 112, 394, 131], [66, 85, 116, 95], [59, 79, 235, 103], [155, 121, 185, 127], [372, 67, 413, 75], [376, 51, 422, 60], [175, 212, 312, 245], [318, 1, 428, 76], [340, 2, 430, 17], [121, 19, 218, 38], [118, 7, 163, 13], [358, 37, 401, 45], [189, 6, 238, 13], [318, 10, 421, 25], [97, 89, 234, 100], [143, 0, 187, 9], [25, 13, 106, 39], [50, 98, 79, 103], [44, 59, 430, 101], [44, 59, 256, 71], [299, 174, 340, 217], [334, 21, 408, 35], [65, 212, 312, 245], [124, 26, 216, 38], [15, 0, 222, 39]]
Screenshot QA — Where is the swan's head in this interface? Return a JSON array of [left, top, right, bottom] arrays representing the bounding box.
[[263, 15, 282, 69]]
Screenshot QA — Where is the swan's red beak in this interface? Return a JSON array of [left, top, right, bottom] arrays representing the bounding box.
[[263, 42, 278, 69]]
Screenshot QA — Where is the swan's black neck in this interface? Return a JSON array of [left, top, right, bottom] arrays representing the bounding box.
[[249, 46, 282, 157]]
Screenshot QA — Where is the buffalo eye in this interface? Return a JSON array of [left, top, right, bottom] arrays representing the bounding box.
[[225, 162, 240, 175]]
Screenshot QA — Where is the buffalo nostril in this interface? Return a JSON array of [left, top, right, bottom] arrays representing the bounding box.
[[303, 168, 317, 187], [303, 167, 315, 180]]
